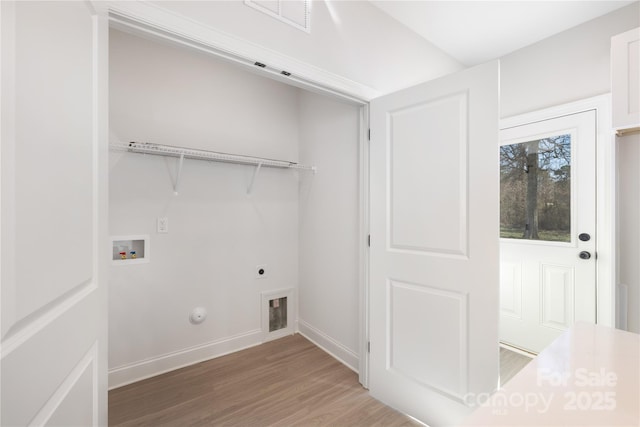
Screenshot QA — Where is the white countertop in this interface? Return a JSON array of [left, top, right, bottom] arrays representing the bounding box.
[[462, 322, 639, 426]]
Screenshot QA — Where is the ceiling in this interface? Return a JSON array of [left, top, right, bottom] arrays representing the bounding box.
[[369, 1, 637, 66]]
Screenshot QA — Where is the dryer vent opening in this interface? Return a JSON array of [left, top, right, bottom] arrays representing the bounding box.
[[261, 288, 294, 342], [269, 297, 288, 332]]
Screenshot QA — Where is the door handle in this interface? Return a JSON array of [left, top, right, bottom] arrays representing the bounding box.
[[579, 251, 591, 260]]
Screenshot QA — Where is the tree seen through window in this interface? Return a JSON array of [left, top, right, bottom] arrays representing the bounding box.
[[500, 135, 571, 242]]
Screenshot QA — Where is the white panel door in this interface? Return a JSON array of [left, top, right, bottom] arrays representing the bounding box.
[[1, 1, 108, 425], [500, 110, 596, 353], [369, 61, 499, 426]]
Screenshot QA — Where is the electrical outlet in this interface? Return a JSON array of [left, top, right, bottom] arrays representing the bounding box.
[[256, 264, 267, 279], [157, 217, 169, 233]]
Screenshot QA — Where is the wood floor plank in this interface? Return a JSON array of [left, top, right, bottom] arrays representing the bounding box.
[[499, 347, 533, 387], [109, 334, 418, 427]]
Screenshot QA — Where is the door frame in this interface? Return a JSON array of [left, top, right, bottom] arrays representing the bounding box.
[[93, 0, 373, 387], [500, 94, 615, 327]]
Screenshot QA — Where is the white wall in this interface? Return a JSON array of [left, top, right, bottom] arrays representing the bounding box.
[[297, 91, 360, 370], [501, 2, 639, 118], [109, 29, 301, 387], [110, 29, 299, 160], [617, 134, 640, 333], [147, 0, 463, 94]]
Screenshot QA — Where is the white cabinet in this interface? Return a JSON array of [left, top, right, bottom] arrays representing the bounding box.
[[612, 27, 640, 131]]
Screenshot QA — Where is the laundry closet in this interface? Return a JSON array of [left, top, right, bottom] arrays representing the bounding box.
[[107, 28, 363, 388]]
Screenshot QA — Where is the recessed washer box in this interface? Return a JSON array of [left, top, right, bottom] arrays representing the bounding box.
[[111, 235, 150, 265]]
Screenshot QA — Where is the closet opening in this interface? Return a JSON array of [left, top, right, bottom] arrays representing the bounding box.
[[107, 24, 368, 393]]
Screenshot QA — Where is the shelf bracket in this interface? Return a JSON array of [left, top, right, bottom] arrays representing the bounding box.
[[247, 162, 263, 195], [173, 153, 185, 195]]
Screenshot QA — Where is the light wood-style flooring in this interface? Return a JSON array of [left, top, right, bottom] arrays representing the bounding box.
[[109, 335, 534, 426], [109, 334, 418, 426], [499, 346, 534, 386]]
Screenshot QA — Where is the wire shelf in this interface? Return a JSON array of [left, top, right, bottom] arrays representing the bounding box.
[[109, 141, 316, 195], [110, 141, 316, 172]]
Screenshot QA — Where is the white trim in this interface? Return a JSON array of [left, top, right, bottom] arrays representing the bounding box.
[[358, 104, 370, 388], [108, 329, 262, 390], [1, 0, 18, 340], [28, 342, 98, 427], [500, 94, 616, 327], [0, 2, 9, 420], [297, 319, 359, 373], [98, 0, 376, 103], [92, 10, 110, 425]]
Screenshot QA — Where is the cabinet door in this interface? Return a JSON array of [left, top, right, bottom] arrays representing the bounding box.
[[612, 27, 640, 130]]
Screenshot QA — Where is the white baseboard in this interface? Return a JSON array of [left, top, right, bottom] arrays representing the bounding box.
[[108, 329, 262, 390], [297, 319, 359, 373]]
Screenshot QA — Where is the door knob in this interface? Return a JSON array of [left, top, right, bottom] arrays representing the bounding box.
[[579, 233, 591, 242], [579, 251, 591, 260]]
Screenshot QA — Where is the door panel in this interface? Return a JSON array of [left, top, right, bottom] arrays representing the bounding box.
[[389, 280, 467, 398], [540, 264, 574, 329], [44, 353, 96, 427], [1, 1, 108, 425], [369, 61, 499, 426], [389, 92, 467, 255], [500, 262, 522, 318], [13, 0, 93, 319], [500, 110, 596, 353], [2, 289, 98, 425]]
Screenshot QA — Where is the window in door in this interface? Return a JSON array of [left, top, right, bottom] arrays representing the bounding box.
[[500, 134, 571, 242]]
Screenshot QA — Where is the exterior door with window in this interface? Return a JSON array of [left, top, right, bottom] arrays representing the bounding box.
[[499, 110, 596, 353]]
